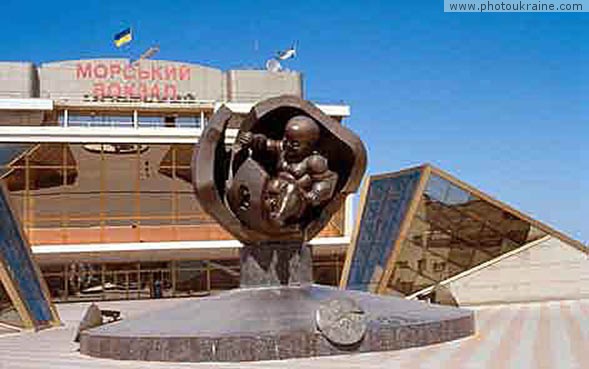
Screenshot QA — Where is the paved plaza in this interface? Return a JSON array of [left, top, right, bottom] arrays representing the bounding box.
[[0, 297, 586, 368]]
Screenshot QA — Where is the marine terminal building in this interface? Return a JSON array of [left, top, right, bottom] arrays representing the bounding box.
[[0, 59, 352, 303]]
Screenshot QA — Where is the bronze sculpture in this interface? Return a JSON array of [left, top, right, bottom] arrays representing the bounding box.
[[233, 115, 338, 231], [193, 95, 366, 243], [81, 95, 475, 363]]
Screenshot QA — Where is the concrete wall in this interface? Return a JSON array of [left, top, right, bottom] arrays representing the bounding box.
[[0, 60, 304, 104], [0, 62, 37, 98], [446, 237, 589, 305], [226, 70, 303, 102]]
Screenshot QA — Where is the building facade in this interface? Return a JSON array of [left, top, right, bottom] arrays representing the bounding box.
[[0, 59, 352, 304]]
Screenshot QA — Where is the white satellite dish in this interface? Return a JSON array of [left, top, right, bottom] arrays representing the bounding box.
[[277, 47, 296, 61], [265, 58, 282, 72]]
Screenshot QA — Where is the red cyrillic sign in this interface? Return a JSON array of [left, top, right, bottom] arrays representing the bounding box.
[[76, 62, 192, 101]]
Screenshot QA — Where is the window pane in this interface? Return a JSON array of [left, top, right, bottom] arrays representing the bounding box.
[[138, 192, 174, 225], [424, 174, 449, 202], [104, 194, 137, 227], [173, 144, 194, 168], [176, 116, 202, 128], [137, 115, 165, 128], [69, 114, 132, 128], [64, 193, 101, 228], [444, 184, 471, 205]]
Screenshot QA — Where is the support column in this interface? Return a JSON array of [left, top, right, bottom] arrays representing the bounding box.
[[133, 110, 138, 128], [63, 109, 69, 127]]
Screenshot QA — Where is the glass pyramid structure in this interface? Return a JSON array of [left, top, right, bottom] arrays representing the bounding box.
[[0, 145, 60, 330], [340, 164, 584, 296]]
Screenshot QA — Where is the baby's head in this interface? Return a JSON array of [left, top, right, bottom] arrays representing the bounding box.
[[283, 115, 320, 161]]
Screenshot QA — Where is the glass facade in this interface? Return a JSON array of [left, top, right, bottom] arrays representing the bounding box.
[[2, 143, 217, 244], [40, 250, 345, 302], [66, 113, 133, 128], [314, 253, 347, 287], [346, 169, 422, 292], [40, 260, 236, 301], [0, 143, 345, 245], [136, 113, 204, 128], [342, 166, 550, 296], [0, 142, 347, 303], [387, 172, 547, 295], [0, 186, 58, 328], [57, 111, 206, 129]]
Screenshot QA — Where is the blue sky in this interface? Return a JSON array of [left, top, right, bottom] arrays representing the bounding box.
[[1, 0, 587, 242]]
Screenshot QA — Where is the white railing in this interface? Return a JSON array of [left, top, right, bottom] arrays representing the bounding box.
[[0, 125, 241, 144]]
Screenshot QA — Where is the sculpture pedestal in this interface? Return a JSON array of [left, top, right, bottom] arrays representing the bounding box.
[[80, 242, 475, 363], [240, 241, 312, 288]]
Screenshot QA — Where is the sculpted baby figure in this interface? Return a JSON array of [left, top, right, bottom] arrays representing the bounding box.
[[239, 115, 338, 228]]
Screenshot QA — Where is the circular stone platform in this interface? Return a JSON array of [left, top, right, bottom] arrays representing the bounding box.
[[80, 285, 474, 362]]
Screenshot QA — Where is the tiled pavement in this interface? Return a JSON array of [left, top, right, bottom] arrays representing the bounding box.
[[0, 298, 587, 368]]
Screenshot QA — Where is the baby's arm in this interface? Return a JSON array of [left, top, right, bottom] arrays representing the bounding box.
[[238, 132, 281, 154], [306, 155, 338, 206]]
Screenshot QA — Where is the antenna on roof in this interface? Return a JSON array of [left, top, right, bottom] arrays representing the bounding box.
[[276, 41, 297, 61], [131, 45, 160, 66], [265, 58, 282, 73], [140, 45, 160, 60]]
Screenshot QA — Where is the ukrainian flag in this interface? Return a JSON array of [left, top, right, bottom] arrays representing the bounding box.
[[114, 28, 132, 48]]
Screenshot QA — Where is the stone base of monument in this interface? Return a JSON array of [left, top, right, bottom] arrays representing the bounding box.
[[79, 244, 474, 362]]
